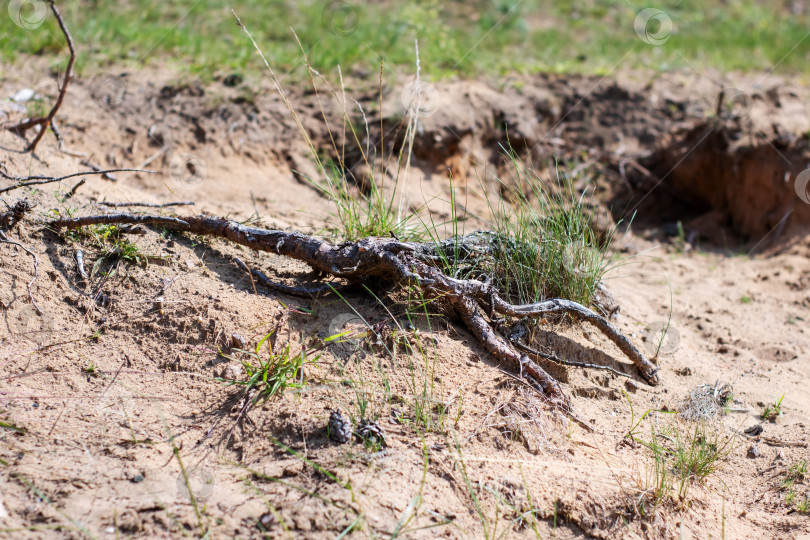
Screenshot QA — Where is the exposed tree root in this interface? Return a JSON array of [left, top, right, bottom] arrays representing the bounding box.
[[232, 256, 352, 298], [50, 213, 660, 408]]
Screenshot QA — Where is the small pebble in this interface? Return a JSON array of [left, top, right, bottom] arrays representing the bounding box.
[[12, 88, 35, 102], [746, 445, 760, 459], [221, 363, 243, 381], [259, 512, 275, 528], [230, 333, 247, 349], [744, 424, 764, 437]]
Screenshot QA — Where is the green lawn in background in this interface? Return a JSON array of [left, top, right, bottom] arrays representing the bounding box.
[[1, 0, 809, 81]]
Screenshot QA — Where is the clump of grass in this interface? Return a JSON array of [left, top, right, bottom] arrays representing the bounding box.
[[218, 331, 317, 406], [244, 26, 428, 244], [314, 157, 423, 242], [782, 460, 808, 513], [762, 394, 785, 421], [782, 460, 807, 488], [631, 421, 735, 515], [621, 392, 736, 517], [679, 381, 734, 421], [788, 460, 808, 482], [482, 147, 614, 307], [50, 216, 150, 273], [87, 225, 146, 265], [82, 362, 99, 377], [670, 423, 735, 502]]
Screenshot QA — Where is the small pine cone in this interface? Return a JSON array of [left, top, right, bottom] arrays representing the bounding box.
[[356, 419, 387, 447], [328, 410, 352, 444]]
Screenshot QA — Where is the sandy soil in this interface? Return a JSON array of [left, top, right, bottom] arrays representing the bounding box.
[[1, 61, 809, 539]]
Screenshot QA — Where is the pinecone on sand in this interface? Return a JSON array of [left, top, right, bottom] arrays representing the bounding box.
[[356, 419, 387, 447], [328, 409, 352, 444]]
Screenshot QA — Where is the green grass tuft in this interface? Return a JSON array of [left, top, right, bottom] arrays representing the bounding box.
[[482, 147, 614, 307], [218, 331, 318, 406], [762, 394, 785, 422]]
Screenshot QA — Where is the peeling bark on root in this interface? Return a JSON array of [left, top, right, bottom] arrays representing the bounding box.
[[50, 213, 660, 407]]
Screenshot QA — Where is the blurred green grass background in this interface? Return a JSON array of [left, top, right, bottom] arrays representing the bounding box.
[[2, 0, 809, 81]]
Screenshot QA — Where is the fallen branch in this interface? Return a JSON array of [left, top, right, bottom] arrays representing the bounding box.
[[51, 213, 189, 230], [7, 2, 75, 153], [50, 213, 660, 407]]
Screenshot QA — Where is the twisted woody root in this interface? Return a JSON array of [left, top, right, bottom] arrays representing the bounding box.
[[51, 213, 660, 407]]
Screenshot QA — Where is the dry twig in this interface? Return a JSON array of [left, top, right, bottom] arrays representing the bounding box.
[[51, 119, 87, 158], [7, 2, 75, 153], [97, 201, 194, 208], [80, 160, 117, 181], [0, 168, 154, 195], [233, 256, 350, 298]]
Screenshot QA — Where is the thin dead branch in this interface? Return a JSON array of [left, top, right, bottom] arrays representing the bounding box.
[[511, 338, 632, 379], [7, 2, 75, 153], [51, 119, 87, 158], [96, 201, 194, 208], [80, 160, 118, 181], [50, 212, 660, 408], [232, 256, 348, 297], [0, 168, 155, 195], [66, 178, 85, 198]]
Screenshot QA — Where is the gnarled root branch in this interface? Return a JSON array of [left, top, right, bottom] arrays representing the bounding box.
[[50, 213, 660, 407]]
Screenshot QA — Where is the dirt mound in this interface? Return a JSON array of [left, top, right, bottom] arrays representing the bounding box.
[[2, 62, 810, 539]]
